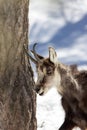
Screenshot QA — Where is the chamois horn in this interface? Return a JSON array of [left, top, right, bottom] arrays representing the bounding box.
[[32, 43, 43, 62], [23, 45, 37, 64]]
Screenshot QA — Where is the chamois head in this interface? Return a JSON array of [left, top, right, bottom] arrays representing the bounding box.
[[26, 43, 61, 95]]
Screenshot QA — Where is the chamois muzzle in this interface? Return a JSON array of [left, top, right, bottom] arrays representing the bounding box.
[[34, 85, 44, 95]]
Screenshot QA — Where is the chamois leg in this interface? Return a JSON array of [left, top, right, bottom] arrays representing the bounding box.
[[59, 118, 76, 130]]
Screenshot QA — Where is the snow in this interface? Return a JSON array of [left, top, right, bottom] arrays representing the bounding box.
[[29, 0, 87, 130], [36, 88, 65, 130]]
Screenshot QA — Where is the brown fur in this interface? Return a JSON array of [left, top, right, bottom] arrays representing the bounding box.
[[35, 59, 87, 129], [58, 64, 87, 130], [30, 45, 87, 130]]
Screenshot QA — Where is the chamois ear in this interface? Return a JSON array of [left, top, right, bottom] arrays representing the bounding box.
[[49, 47, 58, 64]]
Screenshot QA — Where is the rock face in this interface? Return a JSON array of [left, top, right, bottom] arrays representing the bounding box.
[[0, 0, 37, 130]]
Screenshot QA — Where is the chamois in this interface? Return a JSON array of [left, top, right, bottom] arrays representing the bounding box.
[[24, 43, 87, 130]]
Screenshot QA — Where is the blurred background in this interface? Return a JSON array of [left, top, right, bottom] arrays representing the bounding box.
[[29, 0, 87, 67], [29, 0, 87, 130]]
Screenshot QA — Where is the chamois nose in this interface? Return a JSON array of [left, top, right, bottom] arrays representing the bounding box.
[[35, 87, 40, 93]]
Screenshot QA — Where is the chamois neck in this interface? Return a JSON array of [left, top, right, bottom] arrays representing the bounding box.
[[57, 63, 80, 99]]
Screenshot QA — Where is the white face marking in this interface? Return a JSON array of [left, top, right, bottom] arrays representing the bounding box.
[[35, 65, 61, 96], [36, 67, 44, 84]]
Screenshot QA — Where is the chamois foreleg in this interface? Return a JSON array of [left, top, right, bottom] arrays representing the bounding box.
[[59, 117, 76, 130]]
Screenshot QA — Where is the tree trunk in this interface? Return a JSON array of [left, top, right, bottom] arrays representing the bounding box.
[[0, 0, 37, 130]]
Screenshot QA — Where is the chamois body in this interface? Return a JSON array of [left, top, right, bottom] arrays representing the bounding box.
[[25, 43, 87, 130], [58, 64, 87, 130]]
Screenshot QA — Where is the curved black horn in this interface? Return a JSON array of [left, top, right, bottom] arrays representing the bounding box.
[[32, 43, 43, 62], [23, 45, 37, 64]]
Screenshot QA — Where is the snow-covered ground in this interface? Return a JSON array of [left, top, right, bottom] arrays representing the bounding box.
[[36, 88, 64, 130], [29, 0, 87, 130]]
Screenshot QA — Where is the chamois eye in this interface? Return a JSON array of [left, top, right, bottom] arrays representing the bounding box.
[[47, 67, 53, 75]]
